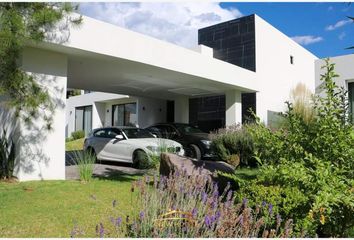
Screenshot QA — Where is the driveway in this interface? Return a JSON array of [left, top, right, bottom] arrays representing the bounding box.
[[65, 150, 147, 180]]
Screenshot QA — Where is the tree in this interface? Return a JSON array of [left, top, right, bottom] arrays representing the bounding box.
[[0, 3, 82, 129]]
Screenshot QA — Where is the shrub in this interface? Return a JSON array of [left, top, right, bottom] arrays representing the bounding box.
[[211, 124, 257, 167], [73, 150, 96, 182], [71, 130, 85, 140], [72, 170, 297, 238], [0, 128, 15, 179], [237, 59, 354, 237]]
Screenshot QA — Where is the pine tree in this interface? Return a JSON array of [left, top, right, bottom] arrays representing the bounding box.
[[0, 3, 82, 129]]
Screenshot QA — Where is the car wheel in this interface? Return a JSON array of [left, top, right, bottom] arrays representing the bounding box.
[[187, 144, 202, 160], [132, 150, 148, 169]]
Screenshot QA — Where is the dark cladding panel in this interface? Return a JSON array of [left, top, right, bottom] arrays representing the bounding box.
[[198, 15, 256, 72]]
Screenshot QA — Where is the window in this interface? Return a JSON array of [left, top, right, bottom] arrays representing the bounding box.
[[75, 105, 92, 136], [290, 55, 294, 65], [349, 82, 354, 123], [112, 103, 137, 126]]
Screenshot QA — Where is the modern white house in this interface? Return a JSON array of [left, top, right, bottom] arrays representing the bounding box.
[[0, 13, 352, 181]]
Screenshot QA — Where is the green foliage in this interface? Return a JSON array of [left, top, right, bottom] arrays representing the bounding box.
[[211, 125, 257, 167], [0, 3, 82, 128], [237, 59, 354, 237], [71, 130, 85, 140], [0, 128, 15, 179], [73, 150, 96, 182]]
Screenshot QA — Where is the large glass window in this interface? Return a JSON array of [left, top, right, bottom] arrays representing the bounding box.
[[75, 106, 92, 136], [349, 82, 354, 123], [112, 103, 137, 126]]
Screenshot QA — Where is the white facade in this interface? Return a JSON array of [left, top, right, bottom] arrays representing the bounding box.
[[315, 54, 354, 94], [254, 15, 317, 124], [3, 13, 348, 181]]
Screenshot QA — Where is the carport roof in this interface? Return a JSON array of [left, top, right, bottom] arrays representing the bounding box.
[[30, 15, 258, 99]]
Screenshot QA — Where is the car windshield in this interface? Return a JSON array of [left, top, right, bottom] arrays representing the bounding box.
[[122, 128, 155, 139], [175, 124, 205, 134]]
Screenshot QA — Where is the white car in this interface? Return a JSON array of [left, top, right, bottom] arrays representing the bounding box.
[[83, 126, 184, 168]]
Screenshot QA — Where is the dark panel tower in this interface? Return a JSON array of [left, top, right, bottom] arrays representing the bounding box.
[[198, 15, 256, 72]]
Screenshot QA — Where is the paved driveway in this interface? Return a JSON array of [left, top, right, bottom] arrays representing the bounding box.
[[65, 151, 147, 180]]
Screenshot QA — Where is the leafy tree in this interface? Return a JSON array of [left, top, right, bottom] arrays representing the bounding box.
[[233, 59, 354, 237], [0, 3, 82, 129]]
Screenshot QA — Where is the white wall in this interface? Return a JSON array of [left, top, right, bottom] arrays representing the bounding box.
[[254, 15, 318, 124], [138, 97, 167, 128], [13, 47, 68, 181], [66, 92, 128, 137], [315, 54, 354, 95]]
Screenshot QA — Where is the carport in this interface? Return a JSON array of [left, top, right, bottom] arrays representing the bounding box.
[[4, 15, 258, 181]]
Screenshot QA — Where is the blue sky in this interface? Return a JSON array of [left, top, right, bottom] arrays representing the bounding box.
[[221, 2, 353, 58], [80, 2, 353, 58]]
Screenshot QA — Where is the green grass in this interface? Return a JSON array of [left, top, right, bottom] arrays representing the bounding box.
[[65, 138, 84, 151], [0, 176, 141, 237]]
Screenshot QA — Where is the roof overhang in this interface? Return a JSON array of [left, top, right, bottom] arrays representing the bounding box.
[[29, 15, 258, 100]]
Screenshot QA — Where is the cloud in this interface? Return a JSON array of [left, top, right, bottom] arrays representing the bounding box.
[[291, 35, 323, 45], [325, 19, 352, 31], [338, 32, 346, 40], [78, 3, 242, 49]]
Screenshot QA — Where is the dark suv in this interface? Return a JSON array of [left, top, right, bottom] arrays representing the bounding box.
[[146, 123, 214, 160]]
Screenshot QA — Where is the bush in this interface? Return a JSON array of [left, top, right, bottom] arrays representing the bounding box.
[[73, 150, 96, 182], [72, 170, 297, 238], [71, 130, 85, 140], [211, 124, 257, 167], [0, 128, 15, 179], [237, 59, 354, 237]]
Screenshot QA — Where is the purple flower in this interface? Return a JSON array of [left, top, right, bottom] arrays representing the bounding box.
[[211, 198, 218, 209], [204, 215, 211, 228], [213, 189, 219, 199], [262, 201, 267, 207], [268, 204, 273, 215], [226, 190, 233, 201], [116, 217, 122, 227], [215, 211, 221, 220], [112, 199, 117, 208], [139, 211, 145, 220], [192, 208, 198, 218], [202, 191, 208, 204]]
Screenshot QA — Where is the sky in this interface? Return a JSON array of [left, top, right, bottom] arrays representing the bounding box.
[[79, 2, 354, 58]]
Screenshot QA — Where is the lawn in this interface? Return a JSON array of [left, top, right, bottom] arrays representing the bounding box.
[[66, 138, 84, 151], [0, 175, 141, 237]]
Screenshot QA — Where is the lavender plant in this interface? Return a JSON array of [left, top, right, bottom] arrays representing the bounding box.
[[78, 168, 296, 238]]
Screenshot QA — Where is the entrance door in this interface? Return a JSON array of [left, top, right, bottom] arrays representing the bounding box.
[[166, 100, 174, 123]]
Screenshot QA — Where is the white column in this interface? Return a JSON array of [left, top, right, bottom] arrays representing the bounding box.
[[13, 47, 68, 181], [174, 96, 189, 123], [225, 90, 242, 126]]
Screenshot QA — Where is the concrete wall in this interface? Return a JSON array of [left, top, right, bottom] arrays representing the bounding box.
[[315, 54, 354, 95], [254, 15, 318, 124], [13, 47, 68, 181]]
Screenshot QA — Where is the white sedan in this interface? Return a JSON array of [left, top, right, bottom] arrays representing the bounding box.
[[83, 126, 184, 168]]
